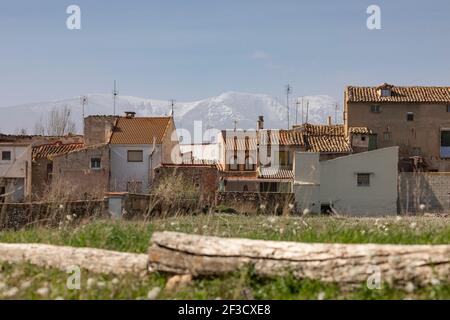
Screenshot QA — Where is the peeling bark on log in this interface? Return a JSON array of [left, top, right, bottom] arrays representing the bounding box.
[[0, 243, 148, 275], [148, 232, 450, 287]]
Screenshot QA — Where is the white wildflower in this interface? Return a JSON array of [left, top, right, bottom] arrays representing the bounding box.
[[3, 287, 19, 297], [317, 291, 325, 300], [36, 287, 50, 297], [405, 282, 415, 293], [147, 287, 161, 300]]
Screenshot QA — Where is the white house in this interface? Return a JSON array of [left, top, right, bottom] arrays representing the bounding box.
[[294, 147, 398, 216], [109, 113, 181, 193], [0, 142, 32, 202]]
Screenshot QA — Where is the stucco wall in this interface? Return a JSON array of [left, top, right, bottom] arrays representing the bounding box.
[[294, 147, 398, 216], [0, 143, 32, 202], [110, 144, 161, 192], [345, 102, 450, 171]]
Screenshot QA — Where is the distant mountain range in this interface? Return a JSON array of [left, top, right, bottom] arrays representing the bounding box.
[[0, 92, 342, 142]]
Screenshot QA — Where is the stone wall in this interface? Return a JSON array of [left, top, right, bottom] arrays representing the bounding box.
[[153, 165, 219, 203], [0, 200, 106, 230], [84, 116, 117, 146], [52, 144, 110, 199], [398, 172, 450, 214], [216, 191, 295, 215]]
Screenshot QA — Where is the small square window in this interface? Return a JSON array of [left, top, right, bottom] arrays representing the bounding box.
[[357, 173, 371, 186], [90, 157, 101, 169], [127, 150, 143, 162], [1, 151, 11, 161], [370, 105, 381, 113], [407, 112, 414, 121], [380, 89, 391, 97]]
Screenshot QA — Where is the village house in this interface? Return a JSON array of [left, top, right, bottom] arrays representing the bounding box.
[[215, 116, 364, 194], [108, 112, 182, 193], [0, 142, 32, 202], [294, 147, 399, 216], [344, 83, 450, 171]]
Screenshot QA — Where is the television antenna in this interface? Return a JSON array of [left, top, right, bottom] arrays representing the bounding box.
[[80, 95, 88, 131], [286, 84, 292, 129], [112, 80, 119, 115], [169, 99, 176, 116]]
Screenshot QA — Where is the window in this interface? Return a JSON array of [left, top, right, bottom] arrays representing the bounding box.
[[447, 105, 450, 113], [370, 105, 381, 113], [357, 173, 371, 187], [407, 112, 414, 122], [361, 136, 366, 141], [260, 182, 278, 192], [127, 150, 143, 162], [90, 157, 101, 169], [383, 131, 392, 141], [229, 155, 238, 171], [1, 151, 11, 161], [278, 151, 291, 166], [243, 185, 249, 192], [380, 89, 391, 97], [244, 156, 255, 171], [440, 130, 450, 158]]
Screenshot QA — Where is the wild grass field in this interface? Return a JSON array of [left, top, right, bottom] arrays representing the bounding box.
[[0, 214, 449, 300]]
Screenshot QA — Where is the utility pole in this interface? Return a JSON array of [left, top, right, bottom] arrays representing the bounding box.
[[112, 80, 119, 116], [80, 95, 88, 131], [286, 84, 292, 129]]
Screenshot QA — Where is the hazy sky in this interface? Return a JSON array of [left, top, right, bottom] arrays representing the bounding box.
[[1, 0, 450, 107]]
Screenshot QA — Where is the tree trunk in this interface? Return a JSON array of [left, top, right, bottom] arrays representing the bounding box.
[[148, 231, 450, 287], [0, 243, 148, 275]]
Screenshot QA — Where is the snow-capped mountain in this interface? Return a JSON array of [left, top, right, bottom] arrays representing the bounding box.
[[0, 92, 341, 142]]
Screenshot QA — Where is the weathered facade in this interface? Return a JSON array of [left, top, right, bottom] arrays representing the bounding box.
[[344, 83, 450, 171], [0, 142, 32, 202], [52, 144, 110, 199]]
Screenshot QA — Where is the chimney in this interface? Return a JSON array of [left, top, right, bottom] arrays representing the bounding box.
[[124, 111, 136, 118], [328, 116, 332, 126], [257, 116, 264, 130]]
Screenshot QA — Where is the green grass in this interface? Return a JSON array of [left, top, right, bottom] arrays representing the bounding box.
[[0, 215, 449, 253], [1, 262, 449, 300], [0, 215, 449, 299]]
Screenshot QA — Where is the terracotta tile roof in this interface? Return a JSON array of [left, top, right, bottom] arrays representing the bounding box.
[[110, 117, 172, 145], [346, 84, 450, 103], [258, 167, 294, 180], [259, 130, 305, 146], [349, 127, 372, 134], [32, 142, 85, 160], [223, 132, 258, 150], [306, 135, 351, 153], [296, 123, 352, 153]]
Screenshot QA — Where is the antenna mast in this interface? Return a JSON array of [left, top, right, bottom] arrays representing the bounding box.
[[169, 99, 176, 116], [306, 100, 309, 124], [295, 99, 301, 125], [335, 103, 338, 124], [80, 95, 88, 131], [112, 80, 119, 116], [286, 84, 292, 129]]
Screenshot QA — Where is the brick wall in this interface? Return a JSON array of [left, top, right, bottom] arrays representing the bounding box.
[[398, 172, 450, 213]]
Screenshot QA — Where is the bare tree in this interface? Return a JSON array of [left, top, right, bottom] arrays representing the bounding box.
[[34, 105, 76, 136]]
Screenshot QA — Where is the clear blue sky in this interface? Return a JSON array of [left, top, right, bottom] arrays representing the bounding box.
[[1, 0, 450, 107]]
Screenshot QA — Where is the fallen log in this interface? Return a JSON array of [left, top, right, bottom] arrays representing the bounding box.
[[0, 243, 148, 275], [148, 231, 450, 287]]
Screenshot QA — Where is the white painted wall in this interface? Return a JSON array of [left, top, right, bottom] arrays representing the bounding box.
[[294, 147, 398, 216], [110, 144, 161, 193], [0, 143, 32, 202]]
